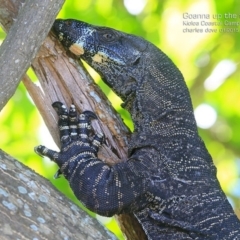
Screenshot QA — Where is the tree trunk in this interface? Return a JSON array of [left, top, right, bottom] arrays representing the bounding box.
[[0, 0, 147, 239], [0, 149, 116, 240]]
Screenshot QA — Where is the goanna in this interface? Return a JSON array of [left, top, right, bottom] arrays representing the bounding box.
[[35, 19, 240, 239]]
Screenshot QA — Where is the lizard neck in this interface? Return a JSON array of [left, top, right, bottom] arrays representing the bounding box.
[[122, 44, 198, 149]]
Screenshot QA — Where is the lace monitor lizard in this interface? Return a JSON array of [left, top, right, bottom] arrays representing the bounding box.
[[35, 19, 240, 239]]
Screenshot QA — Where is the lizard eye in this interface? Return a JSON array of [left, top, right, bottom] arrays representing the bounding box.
[[99, 30, 118, 42], [103, 33, 114, 40]]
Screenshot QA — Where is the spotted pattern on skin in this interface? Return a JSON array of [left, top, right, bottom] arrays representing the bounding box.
[[39, 19, 240, 239]]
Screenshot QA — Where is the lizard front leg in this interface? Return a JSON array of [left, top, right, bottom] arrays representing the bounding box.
[[35, 102, 148, 216], [35, 101, 103, 178]]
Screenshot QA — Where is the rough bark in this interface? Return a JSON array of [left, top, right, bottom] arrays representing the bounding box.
[[0, 0, 147, 239], [0, 150, 116, 240], [0, 0, 65, 110]]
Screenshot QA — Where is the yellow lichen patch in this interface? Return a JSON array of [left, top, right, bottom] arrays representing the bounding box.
[[69, 43, 84, 55]]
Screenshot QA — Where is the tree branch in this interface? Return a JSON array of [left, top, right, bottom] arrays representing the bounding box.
[[0, 150, 116, 240], [0, 0, 65, 110]]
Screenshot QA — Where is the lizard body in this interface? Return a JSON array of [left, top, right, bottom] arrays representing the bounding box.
[[35, 19, 240, 239]]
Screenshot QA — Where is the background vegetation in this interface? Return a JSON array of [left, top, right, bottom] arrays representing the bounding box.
[[0, 0, 239, 238]]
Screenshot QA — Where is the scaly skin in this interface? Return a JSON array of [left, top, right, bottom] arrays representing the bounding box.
[[35, 19, 240, 239]]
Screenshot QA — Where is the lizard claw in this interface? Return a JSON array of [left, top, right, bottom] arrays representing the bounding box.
[[82, 110, 98, 120], [92, 133, 104, 152], [34, 145, 59, 161], [54, 169, 62, 179]]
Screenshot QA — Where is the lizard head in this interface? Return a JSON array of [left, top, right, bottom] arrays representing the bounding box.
[[52, 19, 148, 102]]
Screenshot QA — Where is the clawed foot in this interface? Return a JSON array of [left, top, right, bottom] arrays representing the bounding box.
[[35, 102, 104, 178]]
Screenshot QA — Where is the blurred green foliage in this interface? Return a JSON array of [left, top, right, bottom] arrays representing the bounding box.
[[0, 0, 240, 238]]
